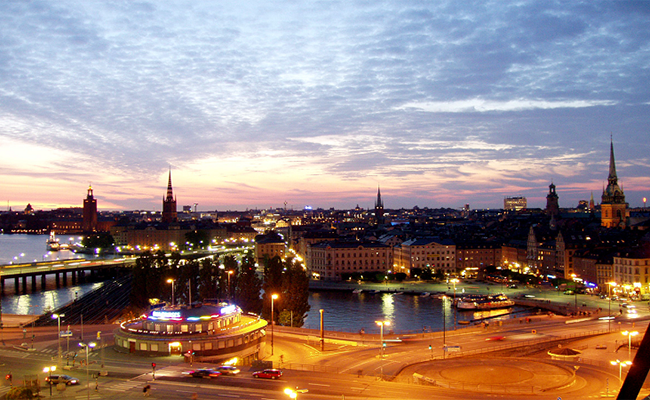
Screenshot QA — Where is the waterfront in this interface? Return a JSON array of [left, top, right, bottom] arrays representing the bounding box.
[[0, 233, 84, 265], [0, 234, 530, 333]]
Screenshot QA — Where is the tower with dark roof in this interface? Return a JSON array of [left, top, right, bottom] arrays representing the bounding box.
[[546, 182, 559, 217], [601, 139, 627, 228], [83, 185, 98, 232], [162, 169, 177, 224], [374, 186, 385, 226]]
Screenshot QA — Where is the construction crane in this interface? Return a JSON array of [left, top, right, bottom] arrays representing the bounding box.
[[193, 203, 198, 213]]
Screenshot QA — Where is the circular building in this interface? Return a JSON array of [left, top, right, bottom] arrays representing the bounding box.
[[114, 302, 267, 364]]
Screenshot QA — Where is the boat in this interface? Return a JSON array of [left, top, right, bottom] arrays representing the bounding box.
[[370, 290, 381, 294], [420, 292, 430, 298], [455, 293, 515, 310], [352, 289, 363, 294], [46, 232, 60, 251]]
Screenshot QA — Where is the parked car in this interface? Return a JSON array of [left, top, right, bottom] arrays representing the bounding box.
[[252, 369, 282, 379], [215, 365, 240, 376], [188, 369, 221, 378], [45, 375, 79, 385]]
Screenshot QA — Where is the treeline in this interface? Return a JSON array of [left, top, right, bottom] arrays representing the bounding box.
[[129, 251, 310, 327]]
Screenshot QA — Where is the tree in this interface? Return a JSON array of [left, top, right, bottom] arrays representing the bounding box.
[[81, 232, 114, 250], [262, 255, 284, 322], [233, 253, 262, 313], [184, 230, 209, 250], [197, 258, 220, 301], [278, 258, 310, 328]]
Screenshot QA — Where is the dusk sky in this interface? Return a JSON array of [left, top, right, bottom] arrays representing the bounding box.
[[1, 1, 649, 212]]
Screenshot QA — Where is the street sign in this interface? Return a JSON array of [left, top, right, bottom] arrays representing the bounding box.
[[59, 331, 73, 338]]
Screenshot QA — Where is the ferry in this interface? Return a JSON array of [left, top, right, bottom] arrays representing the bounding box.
[[455, 293, 515, 310], [46, 232, 60, 251]]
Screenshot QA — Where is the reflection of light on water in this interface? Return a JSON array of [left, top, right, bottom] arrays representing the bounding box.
[[471, 308, 511, 320], [381, 293, 395, 322]]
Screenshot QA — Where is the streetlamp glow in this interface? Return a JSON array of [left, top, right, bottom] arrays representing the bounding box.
[[43, 366, 56, 397], [622, 331, 639, 360], [375, 320, 390, 357], [611, 359, 632, 381], [167, 279, 175, 307], [79, 342, 96, 400], [271, 294, 278, 356]]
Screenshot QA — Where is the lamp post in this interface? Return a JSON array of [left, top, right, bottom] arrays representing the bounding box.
[[79, 342, 96, 400], [319, 309, 324, 352], [227, 270, 234, 299], [271, 294, 278, 356], [375, 320, 390, 357], [622, 331, 639, 360], [167, 279, 175, 307], [450, 279, 459, 330], [52, 313, 64, 368], [607, 282, 616, 332], [43, 366, 56, 397], [441, 295, 447, 354], [611, 359, 632, 381]]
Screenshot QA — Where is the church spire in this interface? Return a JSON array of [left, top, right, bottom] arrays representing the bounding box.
[[166, 168, 174, 201], [608, 136, 618, 186], [375, 186, 384, 208]]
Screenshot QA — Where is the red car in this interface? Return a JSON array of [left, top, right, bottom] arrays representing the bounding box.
[[252, 369, 282, 379]]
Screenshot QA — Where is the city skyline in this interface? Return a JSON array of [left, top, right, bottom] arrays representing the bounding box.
[[1, 1, 649, 211]]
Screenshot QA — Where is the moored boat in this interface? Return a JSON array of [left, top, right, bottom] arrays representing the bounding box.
[[46, 232, 60, 251], [455, 293, 514, 310]]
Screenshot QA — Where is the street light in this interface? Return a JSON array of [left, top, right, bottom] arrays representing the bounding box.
[[79, 342, 96, 400], [43, 366, 56, 397], [271, 294, 278, 356], [319, 309, 324, 352], [227, 270, 234, 299], [167, 279, 175, 307], [375, 320, 390, 357], [450, 279, 459, 330], [52, 313, 65, 368], [611, 359, 632, 381], [622, 330, 639, 360], [441, 295, 447, 352], [607, 282, 617, 332]]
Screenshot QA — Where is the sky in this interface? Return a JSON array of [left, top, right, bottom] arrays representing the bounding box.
[[1, 1, 649, 212]]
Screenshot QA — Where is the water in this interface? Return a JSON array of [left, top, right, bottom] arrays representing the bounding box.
[[0, 233, 84, 265], [303, 290, 526, 334]]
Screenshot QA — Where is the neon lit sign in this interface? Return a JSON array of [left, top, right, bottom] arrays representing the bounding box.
[[151, 310, 181, 319]]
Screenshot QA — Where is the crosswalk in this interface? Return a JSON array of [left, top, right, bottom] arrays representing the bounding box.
[[103, 380, 144, 392]]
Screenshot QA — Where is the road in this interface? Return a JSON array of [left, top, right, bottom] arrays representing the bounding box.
[[1, 284, 649, 399]]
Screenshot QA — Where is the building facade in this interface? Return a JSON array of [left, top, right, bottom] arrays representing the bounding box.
[[307, 241, 392, 280]]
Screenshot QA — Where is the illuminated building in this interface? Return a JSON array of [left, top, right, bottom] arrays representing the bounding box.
[[601, 139, 628, 228], [82, 185, 98, 232], [394, 238, 455, 276], [504, 196, 527, 211], [307, 241, 392, 280], [114, 302, 267, 363]]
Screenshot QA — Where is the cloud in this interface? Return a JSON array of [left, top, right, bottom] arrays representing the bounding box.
[[398, 99, 617, 113]]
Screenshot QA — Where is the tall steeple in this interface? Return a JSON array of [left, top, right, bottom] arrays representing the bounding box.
[[374, 186, 385, 226], [162, 168, 178, 224], [83, 184, 98, 232], [601, 138, 626, 228]]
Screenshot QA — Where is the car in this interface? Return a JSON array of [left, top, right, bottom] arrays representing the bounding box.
[[188, 369, 221, 378], [215, 365, 240, 376], [485, 336, 505, 341], [508, 284, 517, 289], [252, 369, 282, 379], [45, 375, 79, 385], [621, 303, 635, 308]]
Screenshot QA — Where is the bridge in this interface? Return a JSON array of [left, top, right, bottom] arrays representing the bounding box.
[[0, 245, 254, 296]]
